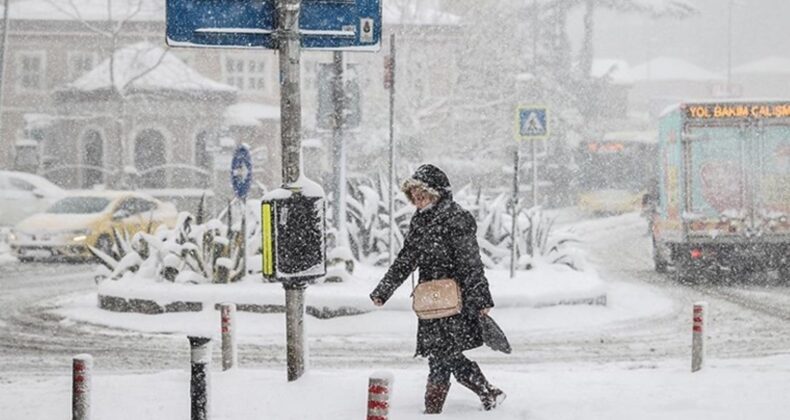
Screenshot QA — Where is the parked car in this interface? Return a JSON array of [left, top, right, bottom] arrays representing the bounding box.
[[9, 190, 178, 261], [0, 170, 65, 227]]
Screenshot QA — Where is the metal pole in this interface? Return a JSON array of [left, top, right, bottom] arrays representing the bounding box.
[[532, 138, 538, 208], [277, 0, 306, 382], [331, 51, 347, 246], [387, 34, 396, 264], [0, 0, 11, 154], [188, 336, 212, 420], [241, 197, 247, 278], [532, 0, 538, 69], [278, 0, 302, 186], [285, 281, 307, 381], [726, 0, 733, 97], [531, 0, 539, 210], [510, 146, 519, 278]]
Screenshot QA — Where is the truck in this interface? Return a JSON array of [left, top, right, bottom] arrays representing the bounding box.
[[650, 100, 790, 282]]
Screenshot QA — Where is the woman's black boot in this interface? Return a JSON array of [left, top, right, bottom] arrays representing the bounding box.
[[455, 362, 506, 410], [424, 382, 450, 414]]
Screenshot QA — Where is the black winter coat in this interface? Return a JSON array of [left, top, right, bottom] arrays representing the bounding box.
[[370, 197, 495, 357]]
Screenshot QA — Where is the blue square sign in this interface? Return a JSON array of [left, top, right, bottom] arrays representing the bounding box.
[[167, 0, 382, 50], [516, 107, 548, 139]]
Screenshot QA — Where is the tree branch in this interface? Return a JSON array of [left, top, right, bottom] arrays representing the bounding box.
[[120, 46, 170, 94]]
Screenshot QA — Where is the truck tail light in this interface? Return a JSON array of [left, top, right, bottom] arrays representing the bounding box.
[[690, 248, 703, 260]]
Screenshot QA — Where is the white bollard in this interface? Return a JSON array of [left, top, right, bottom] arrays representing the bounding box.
[[72, 354, 93, 420], [691, 301, 707, 372], [366, 372, 393, 420], [220, 303, 237, 371]]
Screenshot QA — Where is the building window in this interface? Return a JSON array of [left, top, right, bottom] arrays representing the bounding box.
[[16, 51, 46, 91], [223, 54, 266, 92], [67, 52, 97, 81]]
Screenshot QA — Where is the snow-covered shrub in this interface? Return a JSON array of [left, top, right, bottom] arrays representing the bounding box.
[[324, 245, 354, 283], [90, 226, 147, 280], [341, 173, 412, 266], [458, 188, 586, 271], [94, 199, 261, 283]]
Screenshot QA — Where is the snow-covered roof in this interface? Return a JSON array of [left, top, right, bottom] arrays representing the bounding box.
[[383, 0, 460, 26], [224, 102, 280, 127], [591, 59, 633, 84], [4, 0, 163, 22], [63, 42, 235, 96], [629, 56, 724, 82], [732, 56, 790, 75]]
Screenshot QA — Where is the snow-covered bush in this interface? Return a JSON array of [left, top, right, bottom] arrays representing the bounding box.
[[93, 199, 261, 283], [340, 173, 413, 266], [457, 187, 587, 271]]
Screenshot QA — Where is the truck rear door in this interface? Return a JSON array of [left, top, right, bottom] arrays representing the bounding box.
[[684, 124, 748, 226], [753, 123, 790, 235]]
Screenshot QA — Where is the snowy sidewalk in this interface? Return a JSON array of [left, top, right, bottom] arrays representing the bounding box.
[[3, 356, 789, 419]]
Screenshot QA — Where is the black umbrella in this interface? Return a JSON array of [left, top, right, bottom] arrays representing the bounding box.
[[480, 314, 511, 354]]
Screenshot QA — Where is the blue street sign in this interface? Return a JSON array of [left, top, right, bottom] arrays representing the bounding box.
[[516, 106, 549, 140], [231, 145, 253, 199], [166, 0, 382, 50]]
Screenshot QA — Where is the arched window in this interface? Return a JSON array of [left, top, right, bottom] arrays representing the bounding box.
[[82, 130, 103, 188], [135, 129, 167, 189]]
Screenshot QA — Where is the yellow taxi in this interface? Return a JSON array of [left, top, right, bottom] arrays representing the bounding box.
[[10, 190, 178, 261], [578, 189, 645, 215]]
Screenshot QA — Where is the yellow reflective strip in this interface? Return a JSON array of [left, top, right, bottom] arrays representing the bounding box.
[[262, 203, 274, 276]]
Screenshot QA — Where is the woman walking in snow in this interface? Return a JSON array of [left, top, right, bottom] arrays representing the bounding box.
[[370, 164, 505, 414]]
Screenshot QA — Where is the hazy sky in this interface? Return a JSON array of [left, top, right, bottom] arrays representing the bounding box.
[[569, 0, 790, 71]]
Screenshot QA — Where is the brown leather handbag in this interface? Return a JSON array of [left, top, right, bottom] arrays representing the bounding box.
[[411, 278, 462, 320]]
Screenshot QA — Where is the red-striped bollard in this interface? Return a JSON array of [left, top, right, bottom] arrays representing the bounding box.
[[691, 301, 707, 372], [72, 354, 93, 420], [220, 303, 237, 371], [367, 372, 393, 420]]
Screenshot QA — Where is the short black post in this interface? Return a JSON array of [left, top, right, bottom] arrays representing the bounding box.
[[188, 336, 212, 420]]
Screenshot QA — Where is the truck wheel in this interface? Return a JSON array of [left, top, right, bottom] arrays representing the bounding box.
[[652, 237, 668, 273], [780, 265, 790, 285], [673, 252, 698, 285]]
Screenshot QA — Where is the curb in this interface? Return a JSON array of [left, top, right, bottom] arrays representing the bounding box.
[[98, 294, 370, 318]]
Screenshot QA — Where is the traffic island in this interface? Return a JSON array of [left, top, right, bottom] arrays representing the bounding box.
[[95, 263, 607, 317]]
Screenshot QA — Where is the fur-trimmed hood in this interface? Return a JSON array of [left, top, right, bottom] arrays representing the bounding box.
[[401, 164, 453, 203]]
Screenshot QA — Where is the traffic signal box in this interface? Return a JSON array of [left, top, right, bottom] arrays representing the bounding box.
[[261, 192, 326, 284]]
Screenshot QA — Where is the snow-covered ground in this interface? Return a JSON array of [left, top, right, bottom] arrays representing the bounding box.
[[2, 356, 789, 419], [2, 212, 789, 419]]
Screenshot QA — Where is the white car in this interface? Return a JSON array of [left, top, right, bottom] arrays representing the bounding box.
[[0, 171, 65, 227]]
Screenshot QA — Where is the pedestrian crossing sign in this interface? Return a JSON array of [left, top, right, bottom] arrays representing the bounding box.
[[516, 106, 548, 140]]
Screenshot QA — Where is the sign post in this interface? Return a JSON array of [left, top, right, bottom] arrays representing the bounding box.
[[167, 0, 381, 383], [512, 106, 549, 278]]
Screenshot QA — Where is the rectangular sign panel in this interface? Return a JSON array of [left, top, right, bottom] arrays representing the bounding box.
[[684, 102, 790, 120], [166, 0, 381, 50]]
